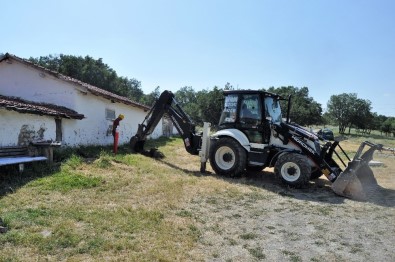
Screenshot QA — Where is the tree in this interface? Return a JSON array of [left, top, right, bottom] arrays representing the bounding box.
[[173, 83, 232, 126], [196, 86, 224, 126], [351, 98, 373, 134], [374, 114, 388, 135], [381, 117, 395, 137], [175, 86, 200, 123], [140, 86, 161, 107], [28, 54, 144, 103], [327, 93, 373, 134], [327, 93, 356, 134], [265, 86, 322, 126]]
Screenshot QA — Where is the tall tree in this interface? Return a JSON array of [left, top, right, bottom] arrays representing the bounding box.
[[327, 93, 355, 134], [140, 86, 161, 107], [351, 98, 373, 134], [175, 86, 200, 123], [381, 117, 395, 137], [196, 86, 224, 126], [265, 86, 322, 126], [327, 93, 373, 134], [29, 54, 144, 103]]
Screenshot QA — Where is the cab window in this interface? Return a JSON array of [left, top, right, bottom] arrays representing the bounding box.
[[219, 94, 238, 125], [264, 97, 282, 123], [239, 94, 261, 125]]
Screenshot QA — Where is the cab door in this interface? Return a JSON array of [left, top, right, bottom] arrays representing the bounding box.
[[238, 94, 263, 144]]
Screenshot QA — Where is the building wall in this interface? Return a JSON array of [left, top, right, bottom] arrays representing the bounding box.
[[0, 109, 56, 147], [64, 93, 162, 146], [0, 60, 162, 147], [0, 60, 77, 109]]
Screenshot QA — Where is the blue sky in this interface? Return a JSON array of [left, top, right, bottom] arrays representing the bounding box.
[[2, 0, 394, 116]]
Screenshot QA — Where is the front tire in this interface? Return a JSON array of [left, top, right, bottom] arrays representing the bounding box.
[[209, 137, 247, 177], [274, 153, 311, 187]]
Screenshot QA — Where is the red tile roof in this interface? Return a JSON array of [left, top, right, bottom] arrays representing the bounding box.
[[0, 53, 150, 111], [0, 95, 85, 119]]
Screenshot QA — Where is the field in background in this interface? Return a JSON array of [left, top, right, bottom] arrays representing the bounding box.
[[0, 134, 394, 261]]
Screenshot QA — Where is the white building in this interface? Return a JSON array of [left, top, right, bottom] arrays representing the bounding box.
[[0, 53, 162, 147]]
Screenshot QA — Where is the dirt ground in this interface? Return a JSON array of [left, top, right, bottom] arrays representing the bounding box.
[[183, 151, 395, 261]]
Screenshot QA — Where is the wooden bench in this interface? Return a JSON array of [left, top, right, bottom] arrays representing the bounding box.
[[0, 146, 48, 172]]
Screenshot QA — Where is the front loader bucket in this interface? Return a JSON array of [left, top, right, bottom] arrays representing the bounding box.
[[332, 161, 378, 201], [331, 141, 382, 201]]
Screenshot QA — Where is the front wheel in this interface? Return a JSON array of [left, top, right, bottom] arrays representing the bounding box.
[[209, 137, 247, 177], [274, 153, 311, 188]]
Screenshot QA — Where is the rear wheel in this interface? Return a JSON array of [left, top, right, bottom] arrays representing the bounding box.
[[274, 153, 311, 187], [209, 137, 247, 177]]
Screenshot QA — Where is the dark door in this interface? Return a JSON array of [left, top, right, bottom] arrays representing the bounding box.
[[238, 94, 263, 144]]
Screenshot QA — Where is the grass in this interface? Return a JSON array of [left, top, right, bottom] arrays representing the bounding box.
[[0, 138, 207, 261], [1, 136, 262, 261], [0, 131, 394, 261], [248, 246, 266, 259], [239, 232, 258, 240]]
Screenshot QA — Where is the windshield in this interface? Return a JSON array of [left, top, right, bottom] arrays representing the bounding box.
[[264, 97, 282, 123], [219, 94, 238, 125]]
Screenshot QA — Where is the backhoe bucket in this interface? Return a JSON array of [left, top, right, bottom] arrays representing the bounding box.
[[331, 141, 382, 201], [130, 135, 144, 153]]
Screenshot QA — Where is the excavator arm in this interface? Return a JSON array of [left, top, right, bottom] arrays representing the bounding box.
[[130, 90, 202, 156]]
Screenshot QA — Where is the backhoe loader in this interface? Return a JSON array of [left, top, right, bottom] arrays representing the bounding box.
[[130, 90, 391, 201]]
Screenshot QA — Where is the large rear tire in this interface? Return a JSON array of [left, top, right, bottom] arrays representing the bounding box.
[[274, 153, 311, 188], [209, 137, 247, 177]]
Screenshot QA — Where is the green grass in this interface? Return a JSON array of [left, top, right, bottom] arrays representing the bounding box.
[[0, 132, 394, 261], [0, 138, 204, 261], [239, 232, 258, 240], [248, 246, 266, 259]]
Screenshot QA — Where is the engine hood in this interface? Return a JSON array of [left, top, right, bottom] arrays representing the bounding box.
[[283, 122, 318, 141]]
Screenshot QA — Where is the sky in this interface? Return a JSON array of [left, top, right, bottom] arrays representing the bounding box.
[[1, 0, 394, 116]]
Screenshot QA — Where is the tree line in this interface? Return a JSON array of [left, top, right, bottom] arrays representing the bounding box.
[[29, 54, 395, 136]]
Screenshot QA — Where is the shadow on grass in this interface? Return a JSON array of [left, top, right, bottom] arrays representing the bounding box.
[[0, 162, 58, 198], [240, 170, 395, 207], [155, 155, 395, 208], [0, 137, 176, 199]]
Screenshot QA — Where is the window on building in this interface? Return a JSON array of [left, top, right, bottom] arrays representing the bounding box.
[[106, 109, 116, 120], [55, 118, 62, 141]]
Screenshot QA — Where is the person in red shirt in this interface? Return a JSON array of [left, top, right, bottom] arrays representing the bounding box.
[[112, 114, 124, 154], [112, 114, 124, 137]]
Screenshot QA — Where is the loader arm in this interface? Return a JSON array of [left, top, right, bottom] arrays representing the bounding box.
[[130, 90, 202, 156]]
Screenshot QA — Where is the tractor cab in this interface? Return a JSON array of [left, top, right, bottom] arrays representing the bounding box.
[[218, 90, 284, 144]]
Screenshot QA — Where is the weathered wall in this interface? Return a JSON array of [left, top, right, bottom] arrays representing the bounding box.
[[0, 109, 56, 147], [0, 59, 163, 147], [0, 60, 77, 109], [64, 93, 162, 146]]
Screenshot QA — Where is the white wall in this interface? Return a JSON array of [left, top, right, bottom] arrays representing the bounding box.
[[0, 109, 56, 147], [65, 93, 163, 146], [0, 61, 77, 109], [0, 60, 163, 147]]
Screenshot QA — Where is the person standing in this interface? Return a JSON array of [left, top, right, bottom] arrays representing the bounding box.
[[112, 114, 124, 137], [112, 114, 124, 153]]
